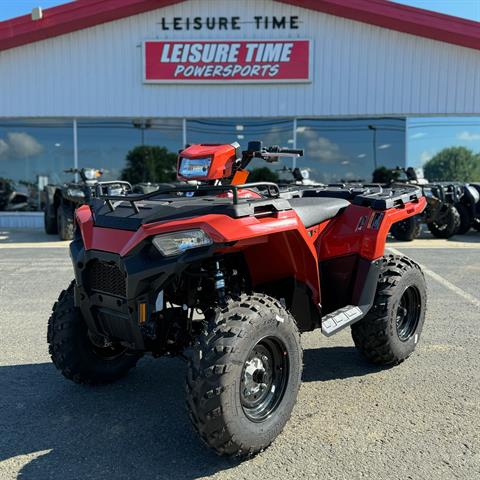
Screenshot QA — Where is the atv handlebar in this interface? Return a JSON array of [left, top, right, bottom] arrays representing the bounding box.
[[240, 142, 304, 169], [265, 147, 304, 156]]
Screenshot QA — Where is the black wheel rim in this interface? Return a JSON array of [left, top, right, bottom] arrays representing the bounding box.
[[240, 337, 289, 422], [396, 220, 410, 233], [432, 205, 452, 231], [396, 286, 421, 341]]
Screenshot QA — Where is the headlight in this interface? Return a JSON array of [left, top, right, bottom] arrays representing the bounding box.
[[152, 229, 213, 256], [84, 168, 100, 180], [66, 188, 85, 198], [179, 157, 211, 178]]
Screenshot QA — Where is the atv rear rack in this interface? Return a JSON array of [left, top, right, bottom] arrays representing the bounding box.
[[303, 183, 423, 210], [94, 182, 281, 213]]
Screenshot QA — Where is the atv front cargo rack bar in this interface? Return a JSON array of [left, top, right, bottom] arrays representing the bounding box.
[[95, 182, 281, 212]]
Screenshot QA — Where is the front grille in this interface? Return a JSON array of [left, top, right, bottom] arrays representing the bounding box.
[[86, 260, 126, 297]]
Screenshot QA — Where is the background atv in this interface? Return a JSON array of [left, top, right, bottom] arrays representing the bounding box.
[[0, 178, 35, 211], [48, 141, 427, 459], [471, 183, 480, 232], [44, 167, 105, 240], [451, 182, 480, 234], [387, 168, 474, 240]]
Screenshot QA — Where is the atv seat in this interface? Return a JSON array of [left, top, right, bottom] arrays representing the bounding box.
[[288, 197, 350, 228]]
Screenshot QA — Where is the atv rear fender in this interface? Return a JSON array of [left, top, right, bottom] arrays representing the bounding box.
[[318, 197, 426, 260]]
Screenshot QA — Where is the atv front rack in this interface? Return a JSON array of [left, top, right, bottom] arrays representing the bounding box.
[[95, 182, 281, 213]]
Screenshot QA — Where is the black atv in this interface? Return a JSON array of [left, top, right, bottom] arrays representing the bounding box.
[[44, 168, 131, 240], [0, 178, 34, 212], [388, 168, 473, 241], [425, 182, 479, 238], [451, 182, 480, 234], [471, 183, 480, 232]]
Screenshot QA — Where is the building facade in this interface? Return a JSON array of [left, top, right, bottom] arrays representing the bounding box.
[[1, 0, 480, 197]]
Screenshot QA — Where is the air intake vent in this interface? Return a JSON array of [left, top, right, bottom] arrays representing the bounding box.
[[86, 260, 126, 297]]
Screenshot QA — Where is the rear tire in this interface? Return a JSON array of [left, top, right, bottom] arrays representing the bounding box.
[[57, 204, 75, 240], [390, 216, 421, 241], [455, 203, 473, 235], [351, 255, 426, 366], [427, 204, 460, 238], [186, 293, 302, 458], [47, 282, 141, 384]]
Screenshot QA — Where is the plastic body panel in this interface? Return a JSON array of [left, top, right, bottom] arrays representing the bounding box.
[[177, 144, 238, 182]]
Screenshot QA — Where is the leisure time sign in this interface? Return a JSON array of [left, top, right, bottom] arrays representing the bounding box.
[[143, 40, 311, 83]]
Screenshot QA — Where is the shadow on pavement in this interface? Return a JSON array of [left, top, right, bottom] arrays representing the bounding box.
[[0, 347, 383, 479], [0, 357, 236, 480], [302, 346, 385, 382]]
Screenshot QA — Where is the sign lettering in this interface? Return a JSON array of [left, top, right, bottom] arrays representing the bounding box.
[[144, 40, 311, 83]]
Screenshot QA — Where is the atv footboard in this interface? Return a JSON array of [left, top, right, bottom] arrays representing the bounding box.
[[319, 255, 382, 336]]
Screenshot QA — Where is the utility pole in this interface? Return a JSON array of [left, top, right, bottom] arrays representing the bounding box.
[[368, 124, 378, 170], [132, 119, 152, 146]]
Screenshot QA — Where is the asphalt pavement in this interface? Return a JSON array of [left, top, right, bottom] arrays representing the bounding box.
[[0, 229, 479, 479]]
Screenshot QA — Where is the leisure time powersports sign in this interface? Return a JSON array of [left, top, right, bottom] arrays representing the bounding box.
[[143, 40, 311, 83]]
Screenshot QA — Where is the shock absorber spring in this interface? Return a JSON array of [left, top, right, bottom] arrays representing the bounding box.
[[213, 260, 226, 305]]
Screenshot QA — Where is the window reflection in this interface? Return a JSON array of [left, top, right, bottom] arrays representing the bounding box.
[[0, 119, 73, 210], [0, 116, 407, 212], [77, 119, 183, 180], [296, 118, 405, 183], [187, 118, 294, 173]]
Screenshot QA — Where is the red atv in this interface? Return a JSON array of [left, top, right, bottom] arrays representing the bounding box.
[[48, 141, 427, 458]]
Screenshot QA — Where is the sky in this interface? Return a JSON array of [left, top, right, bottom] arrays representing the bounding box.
[[1, 0, 480, 168], [1, 0, 479, 23]]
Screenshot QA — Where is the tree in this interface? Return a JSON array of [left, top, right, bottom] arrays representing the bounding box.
[[247, 167, 280, 183], [121, 146, 177, 184], [424, 146, 480, 182]]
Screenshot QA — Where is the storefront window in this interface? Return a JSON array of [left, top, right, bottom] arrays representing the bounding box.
[[0, 119, 73, 210], [0, 116, 407, 212], [187, 118, 294, 173], [296, 118, 406, 183], [77, 119, 183, 180]]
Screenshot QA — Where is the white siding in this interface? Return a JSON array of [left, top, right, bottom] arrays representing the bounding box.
[[1, 0, 480, 117]]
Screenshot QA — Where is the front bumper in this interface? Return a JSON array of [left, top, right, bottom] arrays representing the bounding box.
[[69, 235, 213, 350]]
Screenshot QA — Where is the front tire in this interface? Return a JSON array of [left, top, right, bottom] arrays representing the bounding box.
[[47, 282, 141, 384], [455, 203, 473, 235], [186, 293, 302, 458], [351, 255, 426, 366], [390, 216, 421, 241], [427, 204, 460, 238]]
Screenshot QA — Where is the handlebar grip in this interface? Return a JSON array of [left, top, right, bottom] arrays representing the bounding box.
[[279, 148, 304, 155]]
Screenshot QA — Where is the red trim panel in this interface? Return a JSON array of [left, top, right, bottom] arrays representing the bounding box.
[[279, 0, 480, 51], [0, 0, 179, 51], [1, 0, 480, 52]]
